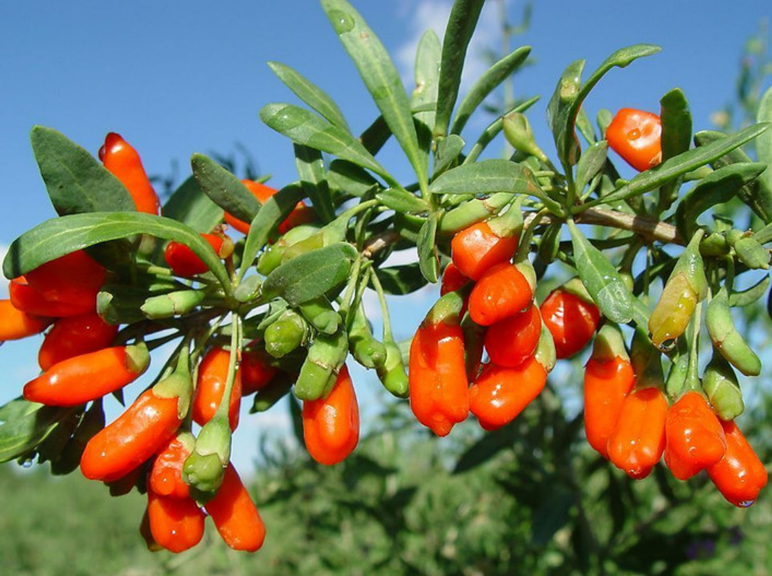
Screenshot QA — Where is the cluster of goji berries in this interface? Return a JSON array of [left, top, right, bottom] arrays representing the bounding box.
[[409, 205, 602, 437]]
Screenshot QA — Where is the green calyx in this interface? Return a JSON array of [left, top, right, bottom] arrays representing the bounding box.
[[671, 230, 709, 300], [183, 416, 231, 494], [561, 276, 594, 305], [487, 197, 525, 240], [424, 290, 467, 326], [298, 296, 341, 335], [141, 290, 206, 320], [728, 232, 770, 270], [153, 351, 193, 419], [703, 354, 744, 421], [124, 342, 151, 376], [631, 329, 665, 391], [264, 309, 308, 358], [534, 322, 556, 373], [349, 303, 386, 369], [294, 330, 349, 401], [590, 323, 629, 363], [439, 193, 512, 234]]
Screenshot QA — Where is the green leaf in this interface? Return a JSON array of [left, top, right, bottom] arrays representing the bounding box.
[[359, 115, 391, 156], [548, 45, 661, 168], [162, 175, 224, 232], [294, 144, 335, 223], [374, 262, 428, 295], [434, 0, 485, 138], [429, 159, 546, 200], [757, 84, 772, 194], [268, 61, 349, 131], [239, 184, 307, 281], [453, 425, 517, 474], [575, 141, 608, 195], [260, 103, 391, 183], [587, 123, 771, 210], [0, 397, 78, 463], [660, 88, 692, 161], [433, 134, 465, 178], [191, 153, 260, 223], [451, 46, 531, 135], [412, 29, 441, 139], [261, 242, 358, 306], [30, 126, 135, 215], [327, 160, 381, 198], [321, 0, 427, 192], [567, 219, 633, 324], [675, 163, 767, 239], [376, 188, 429, 214], [730, 275, 770, 307], [575, 106, 596, 144], [3, 212, 232, 295], [417, 214, 439, 283]]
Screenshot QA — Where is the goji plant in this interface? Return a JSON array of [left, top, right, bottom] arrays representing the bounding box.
[[1, 0, 772, 557]]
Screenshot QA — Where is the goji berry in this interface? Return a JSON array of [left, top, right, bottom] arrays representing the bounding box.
[[164, 233, 234, 278], [468, 262, 534, 326], [38, 311, 118, 370], [100, 132, 161, 215], [0, 299, 51, 341], [540, 288, 600, 359], [451, 221, 518, 281], [24, 250, 105, 308], [708, 420, 768, 507], [147, 488, 205, 553], [204, 464, 266, 552], [484, 304, 541, 367], [606, 108, 662, 172], [191, 347, 241, 430]]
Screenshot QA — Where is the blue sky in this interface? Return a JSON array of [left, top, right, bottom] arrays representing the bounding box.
[[1, 0, 771, 472]]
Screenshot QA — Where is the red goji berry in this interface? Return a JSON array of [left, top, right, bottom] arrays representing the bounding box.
[[484, 304, 541, 367], [147, 488, 205, 553], [225, 179, 314, 235], [24, 250, 105, 308], [149, 433, 195, 499], [584, 356, 635, 459], [468, 262, 534, 326], [540, 288, 600, 359], [38, 311, 118, 371], [240, 344, 278, 396], [606, 108, 662, 172], [10, 277, 93, 317], [164, 233, 234, 278]]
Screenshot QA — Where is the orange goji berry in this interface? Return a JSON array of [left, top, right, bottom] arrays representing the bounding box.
[[606, 108, 662, 172], [469, 357, 548, 431], [664, 391, 726, 480], [241, 345, 278, 396], [450, 221, 518, 281], [0, 299, 51, 341], [80, 387, 181, 482], [164, 233, 234, 278], [584, 356, 635, 459], [24, 344, 150, 407], [204, 464, 266, 552], [191, 347, 241, 430], [708, 420, 768, 507], [147, 488, 205, 553], [24, 250, 106, 308], [149, 433, 195, 499], [225, 179, 314, 236], [302, 365, 359, 466], [100, 132, 161, 215], [468, 262, 533, 326]]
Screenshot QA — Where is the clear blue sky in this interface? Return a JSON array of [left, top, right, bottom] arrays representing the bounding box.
[[1, 0, 770, 471]]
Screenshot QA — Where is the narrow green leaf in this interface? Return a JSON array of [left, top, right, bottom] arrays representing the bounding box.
[[412, 29, 441, 142], [374, 262, 428, 295], [567, 220, 633, 324], [191, 153, 260, 223], [261, 242, 358, 306], [327, 160, 380, 198], [586, 123, 771, 210], [268, 61, 350, 130], [694, 129, 772, 223], [575, 141, 608, 194], [660, 88, 692, 161], [575, 107, 596, 144], [451, 46, 531, 135], [429, 159, 546, 201], [3, 212, 232, 295], [434, 0, 485, 138], [30, 126, 135, 215], [417, 214, 440, 283], [359, 115, 391, 156], [757, 84, 772, 194], [321, 0, 427, 191], [376, 188, 429, 214], [675, 163, 767, 239], [293, 144, 335, 223], [260, 103, 391, 182], [0, 398, 78, 463], [548, 45, 661, 168], [239, 184, 307, 280], [729, 275, 770, 307], [433, 134, 465, 177], [162, 175, 224, 232]]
